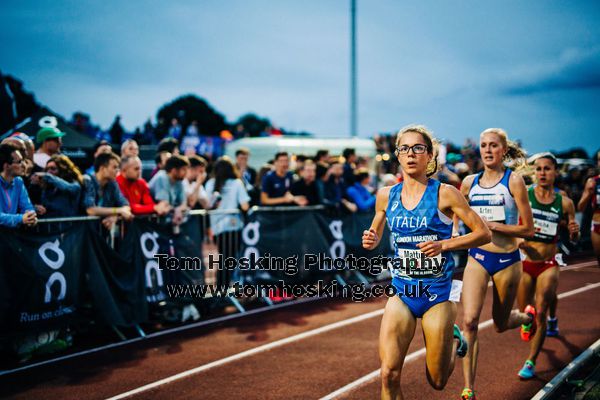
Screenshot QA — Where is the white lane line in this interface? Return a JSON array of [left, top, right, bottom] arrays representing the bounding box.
[[319, 281, 600, 400], [106, 259, 597, 400], [105, 308, 385, 400]]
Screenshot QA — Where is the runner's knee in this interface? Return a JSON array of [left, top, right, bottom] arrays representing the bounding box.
[[426, 370, 449, 391], [463, 315, 479, 334], [380, 364, 402, 388]]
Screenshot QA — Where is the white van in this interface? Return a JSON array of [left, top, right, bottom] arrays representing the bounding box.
[[224, 136, 377, 169]]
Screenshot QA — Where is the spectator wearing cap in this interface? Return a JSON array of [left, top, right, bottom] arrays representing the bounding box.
[[149, 155, 190, 225], [83, 152, 133, 230], [346, 168, 376, 212], [34, 127, 64, 169], [121, 139, 139, 158], [117, 156, 171, 216], [183, 155, 209, 209], [261, 152, 306, 206], [0, 143, 36, 227], [30, 154, 83, 218], [291, 160, 320, 206]]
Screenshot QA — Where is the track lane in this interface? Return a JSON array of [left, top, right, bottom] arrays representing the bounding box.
[[2, 260, 598, 400]]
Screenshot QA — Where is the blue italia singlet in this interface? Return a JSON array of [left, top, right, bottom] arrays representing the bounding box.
[[386, 179, 455, 317]]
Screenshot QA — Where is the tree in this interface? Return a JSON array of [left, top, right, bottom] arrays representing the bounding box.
[[234, 113, 271, 137], [0, 71, 40, 135], [156, 94, 227, 137]]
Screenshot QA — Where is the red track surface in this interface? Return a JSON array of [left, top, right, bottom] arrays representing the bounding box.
[[1, 260, 599, 400]]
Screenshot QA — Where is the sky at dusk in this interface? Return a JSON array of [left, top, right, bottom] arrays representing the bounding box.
[[1, 0, 599, 154]]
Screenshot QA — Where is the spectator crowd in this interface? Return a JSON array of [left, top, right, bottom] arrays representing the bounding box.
[[2, 127, 599, 230]]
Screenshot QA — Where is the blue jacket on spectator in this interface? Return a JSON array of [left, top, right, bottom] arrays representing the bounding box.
[[321, 176, 345, 206], [0, 175, 35, 227], [83, 174, 129, 209], [261, 171, 293, 199], [346, 182, 376, 212], [41, 174, 82, 218]]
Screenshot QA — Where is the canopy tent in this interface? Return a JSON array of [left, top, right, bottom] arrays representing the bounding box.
[[5, 106, 97, 149], [3, 106, 99, 165]]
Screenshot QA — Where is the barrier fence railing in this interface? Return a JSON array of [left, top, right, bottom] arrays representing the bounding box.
[[1, 207, 395, 358]]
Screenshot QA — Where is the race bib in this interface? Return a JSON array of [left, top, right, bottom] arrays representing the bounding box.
[[472, 205, 506, 222], [394, 248, 444, 278], [533, 217, 558, 237]]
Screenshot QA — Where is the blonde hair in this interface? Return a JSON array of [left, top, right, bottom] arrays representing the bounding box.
[[480, 128, 527, 170], [395, 124, 440, 177]]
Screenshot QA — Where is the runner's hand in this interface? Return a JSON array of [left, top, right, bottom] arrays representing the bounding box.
[[568, 220, 579, 241], [417, 241, 444, 257], [362, 228, 378, 250]]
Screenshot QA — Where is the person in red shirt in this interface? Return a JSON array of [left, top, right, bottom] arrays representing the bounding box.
[[117, 156, 171, 215]]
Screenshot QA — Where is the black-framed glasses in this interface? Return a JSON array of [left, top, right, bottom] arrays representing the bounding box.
[[395, 144, 429, 155], [11, 159, 25, 165]]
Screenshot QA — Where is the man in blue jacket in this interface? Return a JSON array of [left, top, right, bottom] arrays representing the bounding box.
[[0, 143, 37, 227]]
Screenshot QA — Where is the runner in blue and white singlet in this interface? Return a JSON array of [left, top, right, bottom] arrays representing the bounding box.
[[459, 128, 536, 400], [467, 167, 520, 275], [362, 125, 490, 399]]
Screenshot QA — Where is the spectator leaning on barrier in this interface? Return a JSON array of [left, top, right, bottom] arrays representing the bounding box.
[[149, 154, 190, 226], [2, 133, 38, 176], [205, 157, 250, 287], [261, 152, 306, 206], [120, 139, 139, 158], [0, 143, 37, 227], [34, 127, 64, 169], [235, 148, 258, 201], [321, 158, 357, 212], [83, 152, 133, 230], [291, 160, 320, 206], [342, 148, 357, 188], [1, 136, 41, 206], [117, 156, 171, 216], [183, 155, 209, 209], [346, 168, 376, 212], [29, 155, 83, 218]]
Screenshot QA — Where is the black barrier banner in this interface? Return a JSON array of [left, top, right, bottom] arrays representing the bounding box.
[[241, 209, 330, 283], [126, 218, 204, 305], [241, 209, 393, 283], [0, 224, 84, 334], [85, 226, 147, 327]]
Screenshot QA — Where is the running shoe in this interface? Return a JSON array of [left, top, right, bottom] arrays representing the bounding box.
[[546, 317, 559, 337], [454, 324, 468, 358], [520, 305, 537, 342], [460, 387, 476, 399], [518, 360, 536, 379]]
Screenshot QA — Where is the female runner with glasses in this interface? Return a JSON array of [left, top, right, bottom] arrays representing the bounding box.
[[459, 128, 535, 400], [363, 125, 491, 400]]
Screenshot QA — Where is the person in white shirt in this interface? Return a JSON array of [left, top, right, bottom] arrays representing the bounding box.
[[205, 157, 250, 287]]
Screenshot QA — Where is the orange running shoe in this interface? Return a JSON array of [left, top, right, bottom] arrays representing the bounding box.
[[461, 388, 476, 399], [520, 305, 537, 341]]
